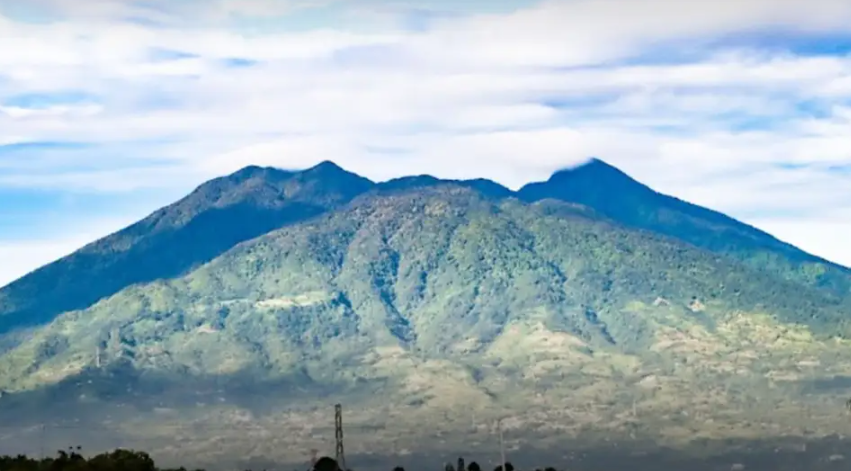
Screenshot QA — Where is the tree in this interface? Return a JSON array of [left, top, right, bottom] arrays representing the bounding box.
[[493, 463, 514, 471], [313, 456, 339, 471]]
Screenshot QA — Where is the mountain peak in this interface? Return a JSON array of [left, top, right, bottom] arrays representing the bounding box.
[[519, 157, 850, 291], [586, 157, 615, 167], [222, 165, 295, 187], [581, 157, 623, 173], [217, 161, 372, 200], [226, 161, 350, 183], [300, 160, 359, 182], [548, 157, 636, 184], [0, 160, 375, 336], [308, 160, 345, 173], [520, 157, 650, 208]]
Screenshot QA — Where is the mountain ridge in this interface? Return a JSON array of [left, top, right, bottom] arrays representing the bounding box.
[[0, 160, 374, 337], [518, 158, 851, 293], [1, 157, 847, 339], [3, 182, 849, 392], [2, 159, 851, 466]]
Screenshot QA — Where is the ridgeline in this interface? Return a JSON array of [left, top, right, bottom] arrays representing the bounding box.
[[1, 159, 850, 467]]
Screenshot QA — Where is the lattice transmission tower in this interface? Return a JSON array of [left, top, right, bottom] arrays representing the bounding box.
[[335, 404, 347, 471]]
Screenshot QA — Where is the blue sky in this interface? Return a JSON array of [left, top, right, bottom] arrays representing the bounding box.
[[1, 0, 851, 285]]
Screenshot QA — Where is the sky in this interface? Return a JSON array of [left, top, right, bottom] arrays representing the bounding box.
[[1, 0, 851, 286]]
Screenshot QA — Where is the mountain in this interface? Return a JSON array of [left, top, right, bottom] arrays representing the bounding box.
[[518, 158, 851, 295], [1, 160, 850, 469], [0, 161, 374, 337]]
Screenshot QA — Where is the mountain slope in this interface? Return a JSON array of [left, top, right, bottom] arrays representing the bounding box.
[[1, 183, 849, 393], [0, 161, 374, 336], [4, 157, 846, 341], [3, 173, 851, 466], [518, 158, 851, 295]]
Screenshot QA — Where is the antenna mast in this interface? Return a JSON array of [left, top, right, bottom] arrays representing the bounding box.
[[335, 404, 347, 471], [498, 418, 506, 471]]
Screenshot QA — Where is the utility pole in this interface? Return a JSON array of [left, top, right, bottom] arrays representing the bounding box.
[[497, 418, 506, 471], [308, 448, 318, 470], [335, 404, 347, 471], [40, 424, 45, 459]]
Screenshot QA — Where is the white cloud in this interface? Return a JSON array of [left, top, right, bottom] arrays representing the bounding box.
[[0, 104, 103, 119], [0, 239, 86, 288], [403, 0, 851, 69], [0, 0, 850, 282], [207, 0, 339, 18], [756, 216, 851, 268], [0, 214, 142, 287]]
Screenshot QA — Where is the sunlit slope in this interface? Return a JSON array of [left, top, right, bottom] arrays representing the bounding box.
[[1, 184, 848, 393]]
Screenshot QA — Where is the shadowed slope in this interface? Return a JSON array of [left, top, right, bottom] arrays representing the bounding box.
[[0, 161, 374, 336], [518, 158, 851, 295]]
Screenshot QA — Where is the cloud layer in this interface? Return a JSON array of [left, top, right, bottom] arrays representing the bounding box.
[[1, 0, 850, 285]]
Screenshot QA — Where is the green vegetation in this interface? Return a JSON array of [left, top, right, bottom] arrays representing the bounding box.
[[517, 158, 851, 295], [2, 184, 849, 393], [1, 160, 850, 466], [0, 161, 374, 337], [4, 158, 846, 340]]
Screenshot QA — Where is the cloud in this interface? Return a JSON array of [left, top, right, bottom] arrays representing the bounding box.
[[0, 0, 850, 283], [0, 236, 105, 288], [756, 211, 851, 267], [0, 213, 146, 287]]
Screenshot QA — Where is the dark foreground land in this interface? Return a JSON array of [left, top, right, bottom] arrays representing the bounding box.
[[3, 437, 851, 471], [368, 438, 851, 471]]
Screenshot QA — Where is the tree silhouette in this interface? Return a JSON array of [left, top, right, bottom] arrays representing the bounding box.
[[493, 463, 514, 471], [0, 447, 199, 471], [0, 446, 570, 471], [313, 456, 339, 471]]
